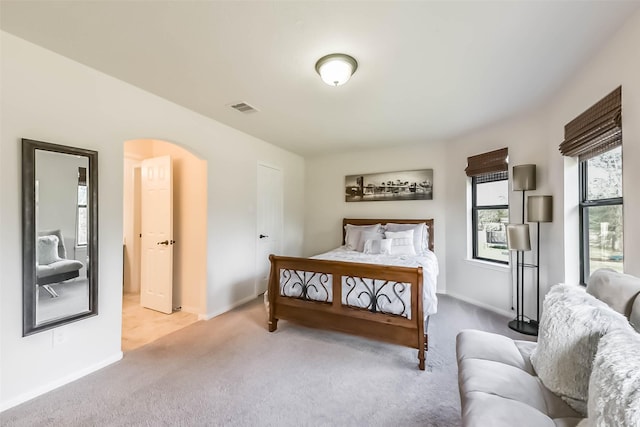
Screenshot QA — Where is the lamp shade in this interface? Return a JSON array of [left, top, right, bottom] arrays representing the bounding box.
[[528, 195, 553, 223], [513, 164, 536, 191], [507, 224, 531, 251], [315, 53, 358, 86]]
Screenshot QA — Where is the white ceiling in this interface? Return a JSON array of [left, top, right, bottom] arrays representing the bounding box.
[[1, 1, 638, 157]]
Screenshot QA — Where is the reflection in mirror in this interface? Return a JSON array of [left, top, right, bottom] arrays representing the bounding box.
[[23, 139, 98, 336]]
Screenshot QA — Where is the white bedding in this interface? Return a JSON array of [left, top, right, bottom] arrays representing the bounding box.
[[315, 247, 438, 317], [277, 247, 438, 319]]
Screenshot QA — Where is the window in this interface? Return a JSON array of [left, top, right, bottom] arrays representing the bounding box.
[[76, 167, 87, 246], [579, 146, 623, 282], [465, 147, 509, 264], [559, 86, 623, 284], [472, 172, 509, 263]]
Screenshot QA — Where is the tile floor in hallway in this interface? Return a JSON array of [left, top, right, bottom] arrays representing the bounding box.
[[122, 293, 199, 352]]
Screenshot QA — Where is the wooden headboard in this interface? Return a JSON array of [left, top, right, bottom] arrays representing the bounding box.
[[342, 218, 434, 252]]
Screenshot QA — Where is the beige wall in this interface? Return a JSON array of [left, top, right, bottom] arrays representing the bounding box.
[[304, 142, 448, 293], [303, 9, 640, 320], [0, 32, 305, 410], [443, 9, 640, 318], [444, 112, 548, 317], [546, 10, 640, 285]]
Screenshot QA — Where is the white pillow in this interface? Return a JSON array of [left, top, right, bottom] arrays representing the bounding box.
[[37, 235, 60, 265], [357, 230, 383, 252], [530, 284, 631, 415], [344, 224, 382, 251], [385, 222, 429, 254], [363, 239, 392, 255], [583, 328, 640, 427], [385, 230, 416, 256]]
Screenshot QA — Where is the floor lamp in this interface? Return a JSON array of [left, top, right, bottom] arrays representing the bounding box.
[[527, 195, 553, 327], [507, 224, 537, 335], [512, 165, 536, 223], [509, 164, 537, 335]]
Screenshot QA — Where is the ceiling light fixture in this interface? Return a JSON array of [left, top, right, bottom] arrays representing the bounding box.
[[315, 53, 358, 87]]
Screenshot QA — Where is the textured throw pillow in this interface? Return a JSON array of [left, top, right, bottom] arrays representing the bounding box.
[[363, 238, 392, 255], [385, 222, 429, 254], [37, 235, 60, 265], [530, 284, 632, 415], [344, 224, 382, 251], [357, 230, 384, 253], [385, 230, 416, 256], [581, 328, 640, 427]]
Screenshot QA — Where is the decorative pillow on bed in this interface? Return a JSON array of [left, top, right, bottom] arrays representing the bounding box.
[[580, 328, 640, 427], [384, 223, 429, 254], [357, 231, 384, 252], [530, 284, 631, 415], [363, 238, 392, 255], [385, 230, 416, 255], [37, 235, 61, 265], [344, 224, 382, 251]]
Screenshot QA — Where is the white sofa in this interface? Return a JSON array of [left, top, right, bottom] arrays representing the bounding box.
[[456, 269, 640, 427]]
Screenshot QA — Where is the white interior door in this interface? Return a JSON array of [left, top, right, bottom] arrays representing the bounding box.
[[140, 155, 174, 314], [256, 163, 283, 295]]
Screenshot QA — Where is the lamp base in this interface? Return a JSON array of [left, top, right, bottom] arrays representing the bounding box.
[[508, 319, 539, 336]]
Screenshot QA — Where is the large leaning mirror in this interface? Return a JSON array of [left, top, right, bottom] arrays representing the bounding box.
[[22, 138, 98, 336]]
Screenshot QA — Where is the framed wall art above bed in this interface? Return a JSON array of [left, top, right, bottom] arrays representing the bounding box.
[[345, 169, 433, 202]]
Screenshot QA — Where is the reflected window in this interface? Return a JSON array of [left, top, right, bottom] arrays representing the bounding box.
[[580, 146, 623, 282], [77, 167, 87, 246], [472, 171, 509, 264]]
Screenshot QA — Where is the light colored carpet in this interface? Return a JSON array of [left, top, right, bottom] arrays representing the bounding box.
[[1, 294, 534, 426]]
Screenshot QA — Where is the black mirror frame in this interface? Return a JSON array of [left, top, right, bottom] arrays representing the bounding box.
[[22, 138, 99, 336]]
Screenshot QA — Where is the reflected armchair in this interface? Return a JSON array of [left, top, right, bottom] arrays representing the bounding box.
[[36, 229, 84, 297]]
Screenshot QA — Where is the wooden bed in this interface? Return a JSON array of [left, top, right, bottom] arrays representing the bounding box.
[[267, 218, 435, 370]]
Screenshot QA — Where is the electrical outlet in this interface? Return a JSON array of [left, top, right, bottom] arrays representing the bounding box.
[[52, 329, 67, 347]]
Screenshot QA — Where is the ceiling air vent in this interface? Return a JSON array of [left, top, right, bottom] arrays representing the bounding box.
[[229, 102, 259, 114]]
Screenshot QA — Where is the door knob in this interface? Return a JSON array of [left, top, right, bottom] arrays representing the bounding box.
[[157, 240, 169, 245], [259, 234, 269, 239]]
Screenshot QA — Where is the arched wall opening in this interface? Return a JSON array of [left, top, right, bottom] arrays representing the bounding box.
[[122, 138, 208, 349]]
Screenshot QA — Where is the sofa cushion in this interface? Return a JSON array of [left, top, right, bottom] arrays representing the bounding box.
[[456, 329, 535, 374], [459, 358, 579, 417], [457, 330, 582, 427], [581, 328, 640, 427], [530, 284, 631, 416], [461, 392, 582, 427], [37, 259, 84, 278], [586, 268, 640, 318]]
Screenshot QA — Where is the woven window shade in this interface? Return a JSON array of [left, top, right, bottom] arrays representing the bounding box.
[[559, 86, 622, 161], [465, 147, 508, 177], [475, 170, 508, 184]]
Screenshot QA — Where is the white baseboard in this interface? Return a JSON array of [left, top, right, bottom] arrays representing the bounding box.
[[0, 351, 123, 412], [179, 305, 201, 315], [199, 294, 258, 321], [444, 291, 514, 318]]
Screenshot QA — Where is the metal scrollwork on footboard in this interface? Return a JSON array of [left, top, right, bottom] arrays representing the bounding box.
[[280, 269, 333, 302], [344, 276, 411, 319]]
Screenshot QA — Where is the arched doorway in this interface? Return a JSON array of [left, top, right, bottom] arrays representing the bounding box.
[[122, 139, 207, 351]]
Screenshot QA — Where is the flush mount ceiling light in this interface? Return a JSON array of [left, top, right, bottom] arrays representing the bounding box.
[[315, 53, 358, 87]]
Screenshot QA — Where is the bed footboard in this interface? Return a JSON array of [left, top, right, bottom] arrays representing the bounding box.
[[267, 254, 427, 370]]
